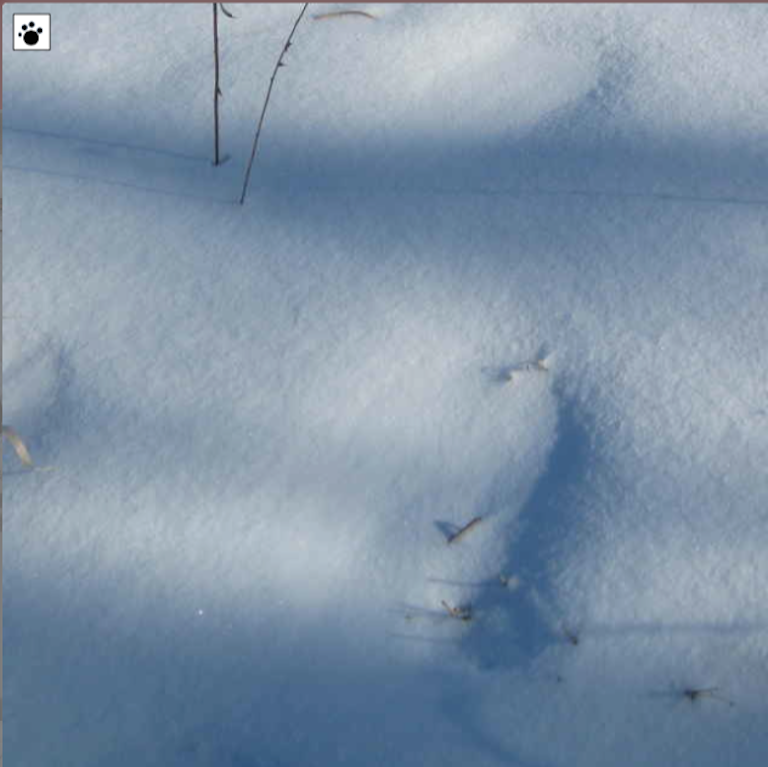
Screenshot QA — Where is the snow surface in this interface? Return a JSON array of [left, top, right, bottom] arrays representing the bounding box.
[[3, 3, 768, 766]]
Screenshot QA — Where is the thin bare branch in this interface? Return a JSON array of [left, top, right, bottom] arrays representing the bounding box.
[[239, 3, 310, 205], [447, 516, 483, 545], [213, 3, 221, 165]]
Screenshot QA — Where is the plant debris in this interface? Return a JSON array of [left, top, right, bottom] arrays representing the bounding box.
[[447, 516, 483, 545], [313, 10, 377, 21], [441, 600, 473, 622]]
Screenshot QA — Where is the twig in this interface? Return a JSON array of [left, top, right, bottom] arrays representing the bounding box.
[[239, 2, 310, 205], [441, 600, 473, 622], [447, 516, 483, 545], [213, 4, 221, 165], [313, 10, 377, 21], [212, 4, 236, 166]]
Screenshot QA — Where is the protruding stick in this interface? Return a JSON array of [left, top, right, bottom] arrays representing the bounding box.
[[447, 516, 483, 545], [239, 3, 310, 205]]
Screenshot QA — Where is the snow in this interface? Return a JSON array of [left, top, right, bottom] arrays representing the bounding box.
[[3, 3, 767, 766]]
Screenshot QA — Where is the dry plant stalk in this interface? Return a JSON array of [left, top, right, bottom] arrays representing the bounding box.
[[447, 516, 483, 545], [313, 10, 377, 21], [2, 425, 35, 468], [441, 600, 473, 622], [212, 4, 222, 165], [239, 2, 310, 205], [212, 3, 235, 166]]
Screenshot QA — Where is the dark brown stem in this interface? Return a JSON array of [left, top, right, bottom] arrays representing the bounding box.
[[239, 3, 310, 205], [213, 3, 221, 166]]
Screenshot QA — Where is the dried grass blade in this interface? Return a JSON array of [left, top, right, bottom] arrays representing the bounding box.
[[313, 10, 377, 21], [2, 425, 35, 468]]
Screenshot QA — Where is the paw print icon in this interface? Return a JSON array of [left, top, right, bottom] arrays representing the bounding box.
[[13, 14, 51, 51]]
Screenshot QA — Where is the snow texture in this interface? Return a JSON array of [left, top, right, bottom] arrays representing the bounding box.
[[3, 3, 768, 766]]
